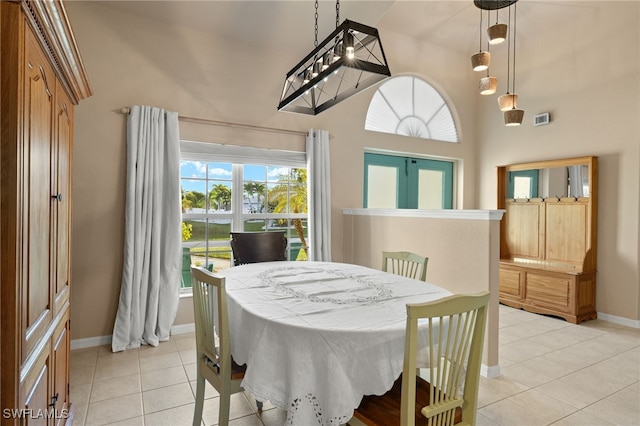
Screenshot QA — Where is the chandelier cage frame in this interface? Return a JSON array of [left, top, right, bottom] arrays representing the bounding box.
[[277, 19, 391, 115]]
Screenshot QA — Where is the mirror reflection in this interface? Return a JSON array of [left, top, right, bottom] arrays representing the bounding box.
[[507, 165, 590, 199]]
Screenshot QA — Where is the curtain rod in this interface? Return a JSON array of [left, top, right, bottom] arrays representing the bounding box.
[[117, 107, 308, 137]]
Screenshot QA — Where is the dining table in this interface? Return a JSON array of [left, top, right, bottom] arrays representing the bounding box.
[[222, 261, 453, 426]]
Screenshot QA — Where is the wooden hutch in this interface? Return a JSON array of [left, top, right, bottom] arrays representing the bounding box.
[[1, 0, 91, 423], [497, 157, 598, 324]]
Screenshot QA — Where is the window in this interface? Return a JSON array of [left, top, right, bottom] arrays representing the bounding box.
[[364, 153, 453, 209], [507, 170, 539, 199], [180, 142, 308, 290], [365, 76, 459, 143]]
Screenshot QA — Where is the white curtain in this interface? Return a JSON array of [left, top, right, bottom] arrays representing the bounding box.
[[306, 129, 332, 261], [568, 165, 585, 197], [112, 105, 181, 352]]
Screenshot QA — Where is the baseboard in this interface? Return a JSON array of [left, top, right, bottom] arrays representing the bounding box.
[[171, 323, 195, 335], [481, 363, 501, 378], [70, 335, 111, 350], [70, 324, 194, 350], [597, 312, 640, 329]]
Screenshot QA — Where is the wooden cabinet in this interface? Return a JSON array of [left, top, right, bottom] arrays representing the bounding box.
[[1, 1, 91, 424], [497, 157, 598, 324]]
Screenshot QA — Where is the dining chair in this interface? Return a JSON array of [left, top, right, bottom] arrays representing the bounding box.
[[230, 231, 288, 266], [191, 266, 262, 426], [349, 291, 490, 426], [382, 251, 429, 282]]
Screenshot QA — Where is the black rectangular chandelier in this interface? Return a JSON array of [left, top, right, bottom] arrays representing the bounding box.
[[277, 19, 391, 115]]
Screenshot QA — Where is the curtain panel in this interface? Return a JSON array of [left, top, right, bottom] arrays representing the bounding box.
[[112, 105, 181, 351], [307, 129, 332, 262]]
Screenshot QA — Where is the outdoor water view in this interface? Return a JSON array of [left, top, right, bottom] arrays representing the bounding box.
[[180, 161, 308, 288]]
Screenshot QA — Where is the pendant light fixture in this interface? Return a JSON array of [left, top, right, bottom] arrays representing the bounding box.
[[487, 1, 507, 45], [277, 0, 391, 115], [479, 9, 497, 95], [471, 9, 490, 72], [501, 1, 524, 126], [473, 0, 522, 125]]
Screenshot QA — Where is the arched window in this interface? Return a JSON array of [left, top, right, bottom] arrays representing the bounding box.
[[365, 76, 459, 143]]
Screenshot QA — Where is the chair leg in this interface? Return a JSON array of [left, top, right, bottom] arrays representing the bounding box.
[[256, 399, 263, 411], [193, 374, 205, 426], [218, 391, 231, 426]]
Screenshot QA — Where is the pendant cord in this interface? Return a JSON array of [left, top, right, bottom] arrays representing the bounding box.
[[506, 4, 511, 93], [314, 0, 319, 48], [478, 8, 483, 52], [486, 8, 491, 77], [336, 0, 340, 28], [513, 2, 517, 97]]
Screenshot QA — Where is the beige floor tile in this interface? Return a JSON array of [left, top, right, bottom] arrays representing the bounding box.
[[478, 398, 549, 426], [477, 385, 504, 408], [478, 375, 529, 400], [93, 357, 140, 382], [175, 336, 197, 351], [184, 362, 198, 381], [507, 389, 578, 424], [139, 340, 178, 358], [550, 409, 616, 426], [71, 349, 100, 369], [90, 373, 141, 403], [141, 365, 188, 391], [142, 382, 194, 414], [190, 379, 221, 399], [179, 348, 197, 364], [201, 393, 256, 426], [85, 393, 143, 426], [71, 381, 92, 405], [97, 348, 139, 363], [229, 414, 265, 426], [258, 407, 287, 426], [536, 371, 624, 410], [72, 403, 88, 426], [71, 365, 96, 385], [582, 394, 640, 426], [144, 402, 195, 426], [101, 416, 144, 426], [500, 363, 555, 388], [140, 351, 183, 373], [474, 412, 501, 426]]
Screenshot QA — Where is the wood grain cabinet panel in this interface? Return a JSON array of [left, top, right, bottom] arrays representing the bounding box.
[[1, 1, 90, 423]]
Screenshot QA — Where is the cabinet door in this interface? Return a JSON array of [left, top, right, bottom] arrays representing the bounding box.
[[20, 342, 52, 426], [22, 22, 54, 363], [51, 317, 71, 426], [52, 80, 73, 315]]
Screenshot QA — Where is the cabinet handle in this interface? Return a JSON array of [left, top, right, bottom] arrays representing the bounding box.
[[52, 193, 63, 202], [48, 393, 59, 408]]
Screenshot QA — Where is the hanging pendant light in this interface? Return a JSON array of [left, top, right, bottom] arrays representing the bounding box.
[[502, 1, 523, 126], [471, 8, 490, 71], [479, 8, 497, 95], [278, 0, 391, 115], [487, 1, 507, 45]]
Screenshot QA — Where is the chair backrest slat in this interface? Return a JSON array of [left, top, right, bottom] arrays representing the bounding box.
[[382, 251, 429, 282]]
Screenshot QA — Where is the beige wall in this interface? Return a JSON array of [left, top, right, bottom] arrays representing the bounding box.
[[65, 1, 639, 341], [476, 1, 640, 323]]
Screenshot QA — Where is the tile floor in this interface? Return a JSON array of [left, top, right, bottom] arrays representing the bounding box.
[[70, 304, 640, 426]]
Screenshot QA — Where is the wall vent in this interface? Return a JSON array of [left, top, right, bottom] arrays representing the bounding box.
[[533, 112, 550, 126]]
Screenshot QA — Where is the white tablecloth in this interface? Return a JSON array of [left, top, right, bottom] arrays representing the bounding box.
[[223, 261, 452, 425]]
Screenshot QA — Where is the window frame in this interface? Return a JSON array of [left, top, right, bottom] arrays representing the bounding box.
[[180, 141, 307, 295]]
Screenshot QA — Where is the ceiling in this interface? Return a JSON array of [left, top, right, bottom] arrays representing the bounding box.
[[88, 0, 600, 58]]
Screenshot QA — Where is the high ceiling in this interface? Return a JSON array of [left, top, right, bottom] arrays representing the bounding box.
[[86, 0, 600, 57]]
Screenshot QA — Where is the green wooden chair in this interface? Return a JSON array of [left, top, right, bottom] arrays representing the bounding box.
[[191, 267, 261, 426], [382, 251, 429, 282], [350, 292, 490, 426]]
